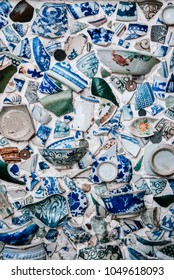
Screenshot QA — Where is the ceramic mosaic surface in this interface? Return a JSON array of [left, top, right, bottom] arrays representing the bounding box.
[[0, 0, 174, 261]]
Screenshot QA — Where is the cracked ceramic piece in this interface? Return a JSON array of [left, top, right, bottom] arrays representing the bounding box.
[[97, 49, 160, 75], [79, 244, 123, 260], [69, 18, 88, 35], [9, 0, 34, 22], [39, 140, 88, 169], [151, 25, 168, 44], [116, 1, 137, 22], [161, 5, 174, 26], [2, 242, 46, 260], [0, 64, 17, 93], [0, 220, 39, 245], [91, 77, 119, 106], [90, 155, 132, 184], [40, 90, 73, 118], [129, 117, 157, 138], [47, 62, 88, 93], [71, 99, 94, 132], [100, 2, 117, 16], [39, 73, 62, 94], [64, 176, 88, 217], [76, 51, 99, 79], [64, 34, 88, 60], [32, 3, 68, 38], [135, 82, 155, 110], [0, 105, 35, 141], [21, 194, 68, 228], [2, 25, 20, 43], [87, 28, 114, 46], [67, 1, 99, 20], [32, 125, 51, 147], [138, 0, 163, 20], [125, 23, 148, 40], [62, 219, 91, 244], [32, 105, 52, 124]]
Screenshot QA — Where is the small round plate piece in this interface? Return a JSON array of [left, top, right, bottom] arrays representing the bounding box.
[[96, 161, 118, 182], [150, 145, 174, 176], [162, 5, 174, 25]]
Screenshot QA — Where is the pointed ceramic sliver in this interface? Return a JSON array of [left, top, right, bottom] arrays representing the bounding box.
[[121, 134, 141, 157], [0, 64, 17, 93], [32, 37, 50, 72], [91, 77, 119, 106]]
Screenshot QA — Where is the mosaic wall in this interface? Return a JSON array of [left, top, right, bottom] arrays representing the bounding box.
[[0, 0, 174, 260]]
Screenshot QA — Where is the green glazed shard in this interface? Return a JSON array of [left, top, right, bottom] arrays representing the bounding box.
[[0, 64, 17, 93], [134, 156, 143, 172], [0, 160, 25, 185], [91, 77, 119, 106], [153, 195, 174, 207], [40, 90, 73, 117], [100, 67, 111, 78]]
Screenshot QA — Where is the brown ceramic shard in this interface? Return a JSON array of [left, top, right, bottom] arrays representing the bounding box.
[[10, 0, 34, 23]]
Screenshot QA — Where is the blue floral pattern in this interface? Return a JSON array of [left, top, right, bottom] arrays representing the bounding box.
[[32, 3, 68, 38], [87, 28, 114, 46], [67, 1, 99, 19]]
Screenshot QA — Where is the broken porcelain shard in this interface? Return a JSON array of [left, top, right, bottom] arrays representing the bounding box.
[[97, 49, 160, 75], [9, 0, 34, 23], [47, 62, 88, 93], [0, 160, 25, 185], [91, 77, 119, 106], [40, 90, 73, 117], [0, 105, 35, 141], [0, 64, 17, 93], [39, 140, 88, 169], [21, 194, 68, 228], [32, 3, 68, 38]]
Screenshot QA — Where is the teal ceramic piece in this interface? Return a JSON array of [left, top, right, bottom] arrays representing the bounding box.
[[0, 160, 25, 185], [21, 194, 68, 228], [91, 77, 119, 106], [0, 64, 17, 93], [40, 90, 73, 117], [90, 193, 106, 217]]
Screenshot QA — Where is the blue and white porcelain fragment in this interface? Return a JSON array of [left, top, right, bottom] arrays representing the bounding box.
[[39, 73, 62, 94], [32, 3, 68, 38], [87, 28, 114, 46], [100, 3, 117, 16], [116, 1, 137, 22], [125, 23, 148, 40], [47, 62, 88, 93], [64, 176, 88, 217], [32, 37, 50, 72], [67, 1, 99, 20]]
